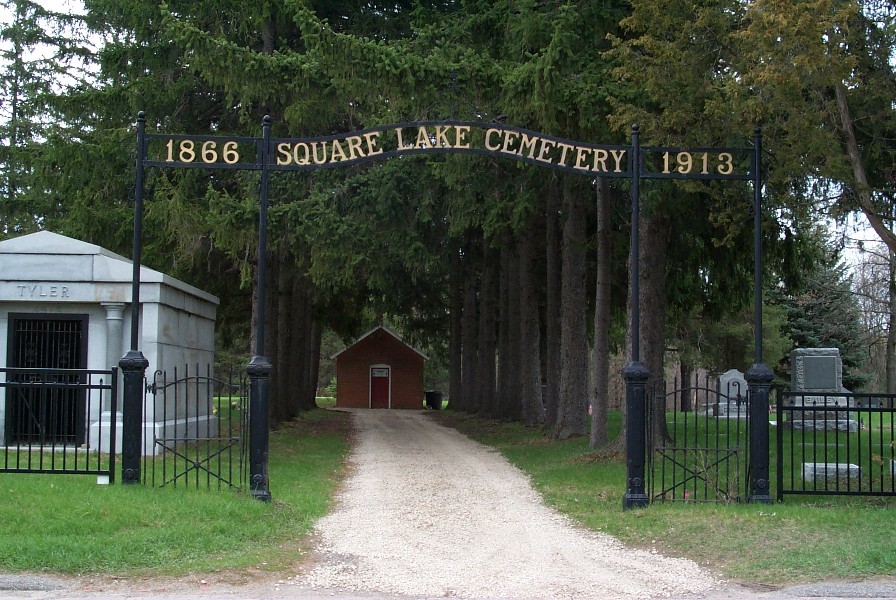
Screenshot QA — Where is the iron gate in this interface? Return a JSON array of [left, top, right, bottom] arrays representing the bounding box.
[[647, 373, 750, 503], [143, 365, 247, 490], [1, 367, 117, 478]]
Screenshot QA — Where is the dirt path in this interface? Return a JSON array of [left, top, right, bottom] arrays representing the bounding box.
[[298, 409, 716, 599]]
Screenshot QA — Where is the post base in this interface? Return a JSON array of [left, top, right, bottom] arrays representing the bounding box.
[[748, 494, 774, 504], [623, 492, 649, 510], [250, 488, 272, 503]]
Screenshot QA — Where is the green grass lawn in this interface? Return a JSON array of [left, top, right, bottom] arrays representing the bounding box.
[[0, 409, 350, 576]]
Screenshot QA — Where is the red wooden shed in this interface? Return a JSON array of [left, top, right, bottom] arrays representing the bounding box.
[[332, 326, 428, 409]]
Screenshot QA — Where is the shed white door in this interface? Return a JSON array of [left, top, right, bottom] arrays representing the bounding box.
[[370, 366, 390, 409]]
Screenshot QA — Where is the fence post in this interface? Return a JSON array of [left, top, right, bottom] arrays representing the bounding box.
[[746, 363, 774, 503], [120, 351, 148, 483], [247, 355, 272, 501], [775, 388, 784, 502], [623, 361, 650, 509]]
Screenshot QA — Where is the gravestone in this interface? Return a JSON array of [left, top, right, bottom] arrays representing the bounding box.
[[716, 368, 749, 418], [790, 348, 857, 432]]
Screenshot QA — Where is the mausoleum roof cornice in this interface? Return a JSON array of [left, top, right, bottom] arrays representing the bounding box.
[[0, 230, 218, 306]]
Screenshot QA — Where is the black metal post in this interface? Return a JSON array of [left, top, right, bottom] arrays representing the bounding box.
[[623, 124, 649, 509], [120, 112, 149, 484], [752, 125, 764, 368], [747, 125, 773, 503], [248, 115, 273, 502]]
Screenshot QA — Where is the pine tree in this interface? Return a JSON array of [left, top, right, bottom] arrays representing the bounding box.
[[0, 0, 90, 237]]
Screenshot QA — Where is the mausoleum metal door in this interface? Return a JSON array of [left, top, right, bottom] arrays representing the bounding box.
[[370, 366, 390, 409], [5, 314, 88, 444]]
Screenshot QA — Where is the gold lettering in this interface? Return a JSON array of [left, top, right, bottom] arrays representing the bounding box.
[[330, 139, 349, 163], [536, 139, 556, 163], [485, 128, 502, 151], [311, 142, 328, 165], [592, 149, 609, 172], [434, 126, 451, 148], [518, 134, 539, 159], [293, 143, 310, 165], [556, 142, 574, 166], [364, 132, 383, 155], [415, 126, 432, 149], [345, 136, 365, 160], [575, 147, 591, 171], [454, 126, 471, 149], [611, 150, 626, 172], [502, 131, 520, 154], [717, 152, 734, 175], [395, 127, 413, 150], [276, 143, 293, 166]]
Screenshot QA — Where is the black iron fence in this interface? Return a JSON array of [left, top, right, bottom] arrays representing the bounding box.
[[0, 367, 117, 480], [143, 365, 247, 490], [777, 391, 896, 499], [648, 373, 750, 503]]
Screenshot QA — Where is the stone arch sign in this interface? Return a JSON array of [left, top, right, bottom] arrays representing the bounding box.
[[126, 113, 768, 505]]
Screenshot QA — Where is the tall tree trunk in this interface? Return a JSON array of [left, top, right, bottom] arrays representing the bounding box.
[[553, 181, 588, 440], [519, 217, 544, 426], [271, 251, 293, 424], [641, 211, 672, 447], [460, 266, 479, 413], [680, 362, 693, 412], [496, 241, 512, 417], [449, 258, 464, 410], [302, 317, 322, 411], [590, 178, 611, 448], [544, 182, 562, 430], [268, 252, 321, 420], [501, 237, 522, 421], [476, 245, 499, 414]]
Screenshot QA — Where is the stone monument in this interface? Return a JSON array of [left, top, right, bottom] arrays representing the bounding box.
[[716, 368, 749, 418], [789, 347, 858, 432]]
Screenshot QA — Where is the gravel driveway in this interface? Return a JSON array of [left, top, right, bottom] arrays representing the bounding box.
[[299, 409, 716, 599]]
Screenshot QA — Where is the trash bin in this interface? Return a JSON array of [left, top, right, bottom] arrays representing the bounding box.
[[425, 390, 443, 410]]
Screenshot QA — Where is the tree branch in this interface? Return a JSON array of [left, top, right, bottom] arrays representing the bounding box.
[[835, 82, 896, 253]]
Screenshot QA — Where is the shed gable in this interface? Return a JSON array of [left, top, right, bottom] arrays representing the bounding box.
[[334, 326, 426, 409]]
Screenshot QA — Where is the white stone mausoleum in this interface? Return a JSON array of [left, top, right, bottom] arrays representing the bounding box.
[[0, 230, 218, 453]]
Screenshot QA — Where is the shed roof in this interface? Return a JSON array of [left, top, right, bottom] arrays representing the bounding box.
[[331, 326, 428, 361]]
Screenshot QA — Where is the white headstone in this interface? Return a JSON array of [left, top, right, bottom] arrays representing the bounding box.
[[716, 369, 748, 418]]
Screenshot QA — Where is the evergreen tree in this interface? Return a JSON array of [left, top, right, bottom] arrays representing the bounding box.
[[0, 0, 90, 237], [776, 244, 872, 390]]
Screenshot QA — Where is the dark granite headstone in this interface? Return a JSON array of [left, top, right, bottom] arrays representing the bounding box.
[[790, 348, 856, 431], [801, 356, 838, 390]]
